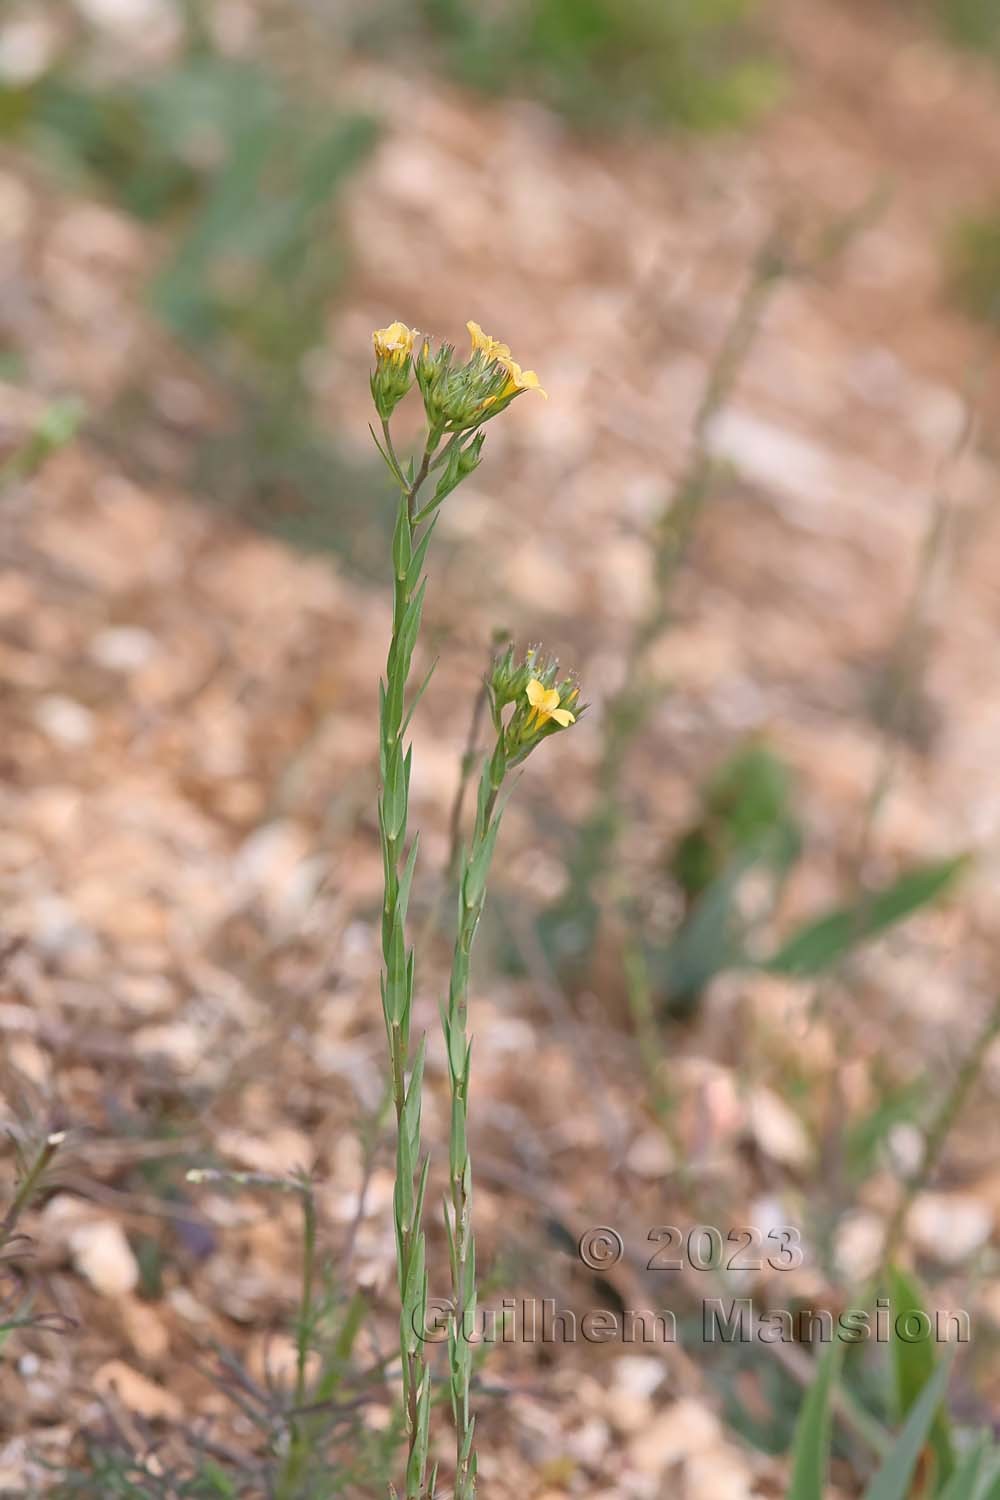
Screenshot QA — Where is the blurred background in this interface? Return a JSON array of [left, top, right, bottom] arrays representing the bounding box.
[[1, 0, 999, 1494]]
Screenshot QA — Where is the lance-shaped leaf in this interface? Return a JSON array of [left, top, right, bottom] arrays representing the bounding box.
[[765, 856, 969, 977]]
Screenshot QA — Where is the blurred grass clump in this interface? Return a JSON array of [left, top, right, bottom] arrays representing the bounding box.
[[0, 3, 386, 568], [366, 0, 779, 131], [932, 0, 1000, 51], [947, 209, 1000, 325]]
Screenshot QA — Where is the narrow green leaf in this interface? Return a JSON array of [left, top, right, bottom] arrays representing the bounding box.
[[862, 1361, 952, 1500], [405, 513, 439, 595], [391, 501, 412, 579], [398, 832, 420, 927], [412, 1153, 430, 1245], [463, 816, 501, 911], [889, 1265, 955, 1488], [406, 1369, 431, 1492], [765, 857, 968, 977], [369, 422, 406, 490], [450, 1091, 467, 1178], [937, 1438, 990, 1500], [382, 742, 407, 841], [402, 1037, 426, 1158], [401, 656, 439, 737], [787, 1340, 842, 1500]]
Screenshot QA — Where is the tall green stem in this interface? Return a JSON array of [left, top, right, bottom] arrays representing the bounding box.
[[378, 435, 441, 1499], [441, 722, 508, 1499]]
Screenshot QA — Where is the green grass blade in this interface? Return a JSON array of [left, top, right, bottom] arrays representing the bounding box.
[[862, 1360, 952, 1500], [936, 1437, 991, 1500], [787, 1340, 842, 1500], [888, 1265, 955, 1488]]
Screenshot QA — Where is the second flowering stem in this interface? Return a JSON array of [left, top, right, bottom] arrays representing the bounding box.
[[441, 725, 507, 1500]]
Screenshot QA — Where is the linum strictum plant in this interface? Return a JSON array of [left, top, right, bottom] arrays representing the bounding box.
[[370, 320, 579, 1497]]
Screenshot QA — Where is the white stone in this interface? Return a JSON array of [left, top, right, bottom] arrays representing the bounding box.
[[908, 1193, 993, 1264], [69, 1220, 139, 1297], [612, 1355, 666, 1401], [90, 626, 157, 672], [34, 696, 95, 748], [747, 1088, 813, 1168]]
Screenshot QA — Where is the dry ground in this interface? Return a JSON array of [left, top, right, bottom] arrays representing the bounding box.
[[0, 0, 999, 1493]]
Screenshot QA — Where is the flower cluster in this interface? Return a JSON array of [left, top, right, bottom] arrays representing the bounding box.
[[372, 318, 546, 435], [489, 644, 581, 769]]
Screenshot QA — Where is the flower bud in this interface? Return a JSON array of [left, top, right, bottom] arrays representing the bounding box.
[[371, 321, 418, 420]]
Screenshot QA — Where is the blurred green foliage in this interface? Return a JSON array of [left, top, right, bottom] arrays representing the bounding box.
[[643, 742, 802, 1014], [786, 1268, 996, 1500], [2, 43, 374, 372], [0, 6, 383, 568], [932, 0, 1000, 51], [365, 0, 780, 132], [947, 209, 1000, 325], [537, 737, 966, 1019], [669, 741, 801, 906], [0, 397, 84, 488]]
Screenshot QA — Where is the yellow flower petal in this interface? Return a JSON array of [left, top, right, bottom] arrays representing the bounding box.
[[373, 321, 417, 362], [526, 677, 548, 710], [468, 323, 546, 398], [514, 367, 548, 399], [467, 321, 510, 362], [550, 708, 575, 727], [526, 678, 566, 724]]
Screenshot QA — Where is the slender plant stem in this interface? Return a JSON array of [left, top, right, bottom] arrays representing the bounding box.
[[295, 1185, 317, 1409], [0, 1132, 63, 1248], [417, 638, 502, 958], [377, 431, 444, 1498], [446, 676, 493, 889], [441, 723, 507, 1500], [881, 996, 1000, 1271], [370, 328, 576, 1496], [274, 1182, 318, 1499]]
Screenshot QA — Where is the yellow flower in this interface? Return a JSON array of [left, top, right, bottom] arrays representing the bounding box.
[[526, 677, 575, 728], [467, 321, 547, 401], [373, 321, 418, 363], [467, 320, 511, 363], [497, 358, 546, 399]]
